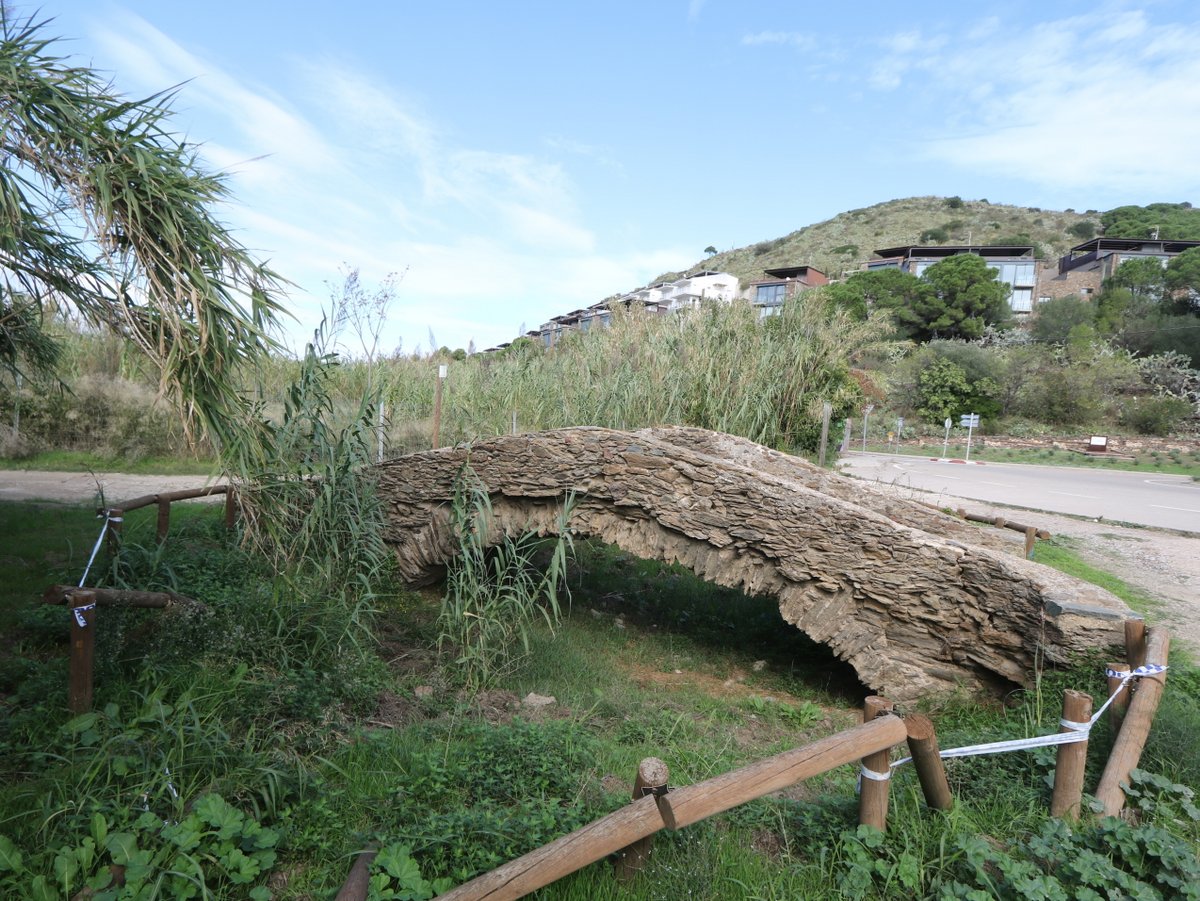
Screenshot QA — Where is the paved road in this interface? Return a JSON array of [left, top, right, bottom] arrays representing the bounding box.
[[837, 453, 1200, 533]]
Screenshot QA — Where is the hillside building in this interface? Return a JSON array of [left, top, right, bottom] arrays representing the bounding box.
[[746, 265, 829, 318], [866, 244, 1039, 313], [533, 270, 740, 348], [1037, 237, 1200, 301]]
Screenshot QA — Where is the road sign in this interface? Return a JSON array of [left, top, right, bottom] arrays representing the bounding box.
[[959, 414, 980, 428]]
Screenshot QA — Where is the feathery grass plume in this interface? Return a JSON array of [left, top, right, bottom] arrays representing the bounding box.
[[438, 462, 575, 689]]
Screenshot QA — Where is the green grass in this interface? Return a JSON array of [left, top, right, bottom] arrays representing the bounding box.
[[0, 449, 217, 475], [1031, 538, 1161, 615], [861, 441, 1200, 477], [2, 504, 1198, 900]]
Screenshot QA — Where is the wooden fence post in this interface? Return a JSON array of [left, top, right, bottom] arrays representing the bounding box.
[[1106, 661, 1131, 738], [1125, 619, 1146, 667], [1049, 690, 1093, 820], [1024, 526, 1037, 559], [1095, 628, 1170, 817], [858, 696, 895, 831], [224, 487, 237, 530], [614, 758, 669, 882], [68, 589, 96, 713], [156, 497, 171, 543], [904, 714, 953, 810], [432, 364, 446, 449], [105, 508, 124, 555]]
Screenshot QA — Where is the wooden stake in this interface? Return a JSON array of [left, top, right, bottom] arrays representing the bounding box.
[[1106, 661, 1131, 738], [818, 402, 832, 467], [333, 843, 378, 901], [657, 714, 907, 831], [224, 487, 237, 530], [614, 758, 669, 882], [68, 589, 96, 713], [105, 508, 123, 556], [156, 498, 171, 543], [904, 714, 953, 810], [1024, 526, 1037, 559], [432, 366, 445, 449], [1095, 628, 1170, 817], [1049, 689, 1093, 820], [858, 696, 895, 831], [1124, 619, 1147, 667]]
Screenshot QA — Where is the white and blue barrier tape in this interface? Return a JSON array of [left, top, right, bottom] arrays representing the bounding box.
[[72, 509, 121, 627], [859, 663, 1168, 788]]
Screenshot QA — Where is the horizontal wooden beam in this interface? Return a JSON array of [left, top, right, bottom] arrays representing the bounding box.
[[102, 484, 228, 515], [44, 585, 206, 612], [657, 714, 906, 830]]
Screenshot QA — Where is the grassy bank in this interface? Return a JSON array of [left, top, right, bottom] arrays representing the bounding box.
[[1, 501, 1197, 899]]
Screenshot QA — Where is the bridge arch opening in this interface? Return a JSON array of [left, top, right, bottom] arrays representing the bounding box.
[[567, 540, 868, 702]]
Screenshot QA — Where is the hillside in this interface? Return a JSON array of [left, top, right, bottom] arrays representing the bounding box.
[[651, 196, 1100, 287]]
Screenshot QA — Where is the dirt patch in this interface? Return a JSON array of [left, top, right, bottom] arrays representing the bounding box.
[[627, 663, 797, 702]]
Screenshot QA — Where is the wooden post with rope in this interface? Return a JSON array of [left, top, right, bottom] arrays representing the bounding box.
[[1049, 689, 1092, 820], [858, 696, 895, 830]]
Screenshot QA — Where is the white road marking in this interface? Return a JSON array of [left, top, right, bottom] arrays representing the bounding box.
[[1049, 491, 1098, 499], [978, 481, 1016, 488], [1150, 505, 1200, 514]]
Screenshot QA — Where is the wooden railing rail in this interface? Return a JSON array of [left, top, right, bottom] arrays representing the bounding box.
[[100, 484, 237, 546]]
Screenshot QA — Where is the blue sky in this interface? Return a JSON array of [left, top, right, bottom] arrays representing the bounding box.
[[39, 0, 1200, 355]]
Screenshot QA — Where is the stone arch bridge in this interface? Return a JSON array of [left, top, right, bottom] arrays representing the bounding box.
[[374, 427, 1131, 702]]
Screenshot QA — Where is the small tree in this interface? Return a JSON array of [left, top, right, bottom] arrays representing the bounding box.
[[904, 254, 1012, 341], [1032, 296, 1097, 344]]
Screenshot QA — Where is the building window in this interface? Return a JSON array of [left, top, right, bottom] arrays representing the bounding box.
[[755, 284, 787, 305]]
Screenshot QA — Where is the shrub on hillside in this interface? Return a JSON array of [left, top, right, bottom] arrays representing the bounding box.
[[1121, 395, 1194, 436]]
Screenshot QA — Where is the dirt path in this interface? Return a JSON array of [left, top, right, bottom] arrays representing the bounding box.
[[0, 470, 224, 506], [3, 468, 1196, 652]]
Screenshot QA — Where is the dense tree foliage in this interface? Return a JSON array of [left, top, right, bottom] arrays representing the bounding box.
[[823, 268, 926, 320], [1083, 250, 1200, 366], [902, 254, 1012, 341], [826, 255, 1012, 342], [0, 11, 284, 441], [1101, 202, 1200, 240]]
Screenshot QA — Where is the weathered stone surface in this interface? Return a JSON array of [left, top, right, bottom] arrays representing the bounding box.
[[374, 426, 1132, 702]]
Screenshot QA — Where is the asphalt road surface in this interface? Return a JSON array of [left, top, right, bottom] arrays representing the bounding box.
[[838, 453, 1200, 533]]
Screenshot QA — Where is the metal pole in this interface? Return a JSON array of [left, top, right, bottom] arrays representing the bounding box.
[[965, 421, 974, 462], [942, 418, 950, 460]]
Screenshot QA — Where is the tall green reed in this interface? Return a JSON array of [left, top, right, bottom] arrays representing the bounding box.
[[438, 464, 575, 689]]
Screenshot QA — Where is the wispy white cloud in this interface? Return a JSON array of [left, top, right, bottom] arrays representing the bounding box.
[[688, 0, 706, 23], [741, 30, 817, 50], [84, 12, 684, 353], [869, 10, 1200, 194]]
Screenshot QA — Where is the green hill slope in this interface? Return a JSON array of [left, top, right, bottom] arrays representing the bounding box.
[[653, 196, 1101, 287]]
